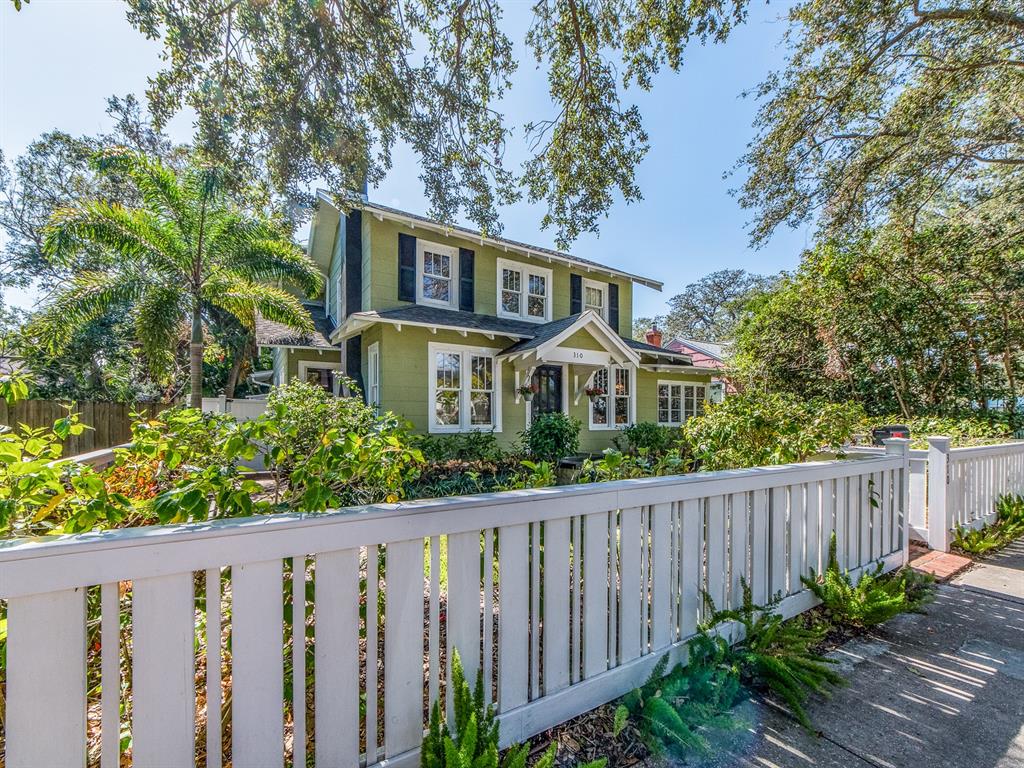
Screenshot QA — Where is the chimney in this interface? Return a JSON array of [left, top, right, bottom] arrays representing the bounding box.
[[645, 323, 663, 348]]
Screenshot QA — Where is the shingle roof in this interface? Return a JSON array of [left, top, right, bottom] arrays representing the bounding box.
[[626, 338, 693, 360], [498, 314, 584, 355], [255, 306, 336, 349]]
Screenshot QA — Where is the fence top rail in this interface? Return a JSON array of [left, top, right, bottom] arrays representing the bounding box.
[[948, 440, 1024, 459], [844, 445, 929, 459], [0, 454, 902, 599]]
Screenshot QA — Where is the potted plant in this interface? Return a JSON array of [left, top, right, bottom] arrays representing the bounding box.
[[517, 383, 539, 402], [584, 385, 605, 403]]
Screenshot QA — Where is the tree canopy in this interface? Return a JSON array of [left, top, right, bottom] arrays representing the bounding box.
[[634, 269, 774, 342], [110, 0, 746, 248], [738, 0, 1024, 247]]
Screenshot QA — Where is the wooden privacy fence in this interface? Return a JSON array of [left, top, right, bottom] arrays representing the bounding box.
[[0, 399, 168, 454], [0, 442, 911, 768], [849, 438, 1024, 551]]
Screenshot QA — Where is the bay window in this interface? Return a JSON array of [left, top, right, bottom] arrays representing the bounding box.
[[497, 258, 552, 322], [429, 343, 501, 432]]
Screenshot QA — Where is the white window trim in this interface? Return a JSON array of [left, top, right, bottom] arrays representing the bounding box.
[[496, 257, 553, 323], [297, 359, 343, 394], [428, 341, 503, 433], [367, 342, 380, 410], [657, 379, 708, 426], [416, 239, 459, 309], [582, 277, 607, 320], [588, 363, 635, 430], [324, 275, 332, 323]]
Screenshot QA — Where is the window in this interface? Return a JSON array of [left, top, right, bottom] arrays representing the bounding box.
[[590, 365, 632, 429], [367, 342, 380, 410], [583, 278, 606, 319], [429, 343, 502, 432], [497, 258, 552, 322], [324, 275, 331, 321], [298, 360, 342, 394], [418, 241, 458, 307], [658, 382, 706, 425], [336, 270, 344, 320]]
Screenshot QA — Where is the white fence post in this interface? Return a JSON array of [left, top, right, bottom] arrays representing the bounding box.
[[884, 438, 911, 564], [927, 436, 952, 552]]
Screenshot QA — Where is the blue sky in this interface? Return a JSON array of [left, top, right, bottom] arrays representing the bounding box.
[[0, 0, 810, 320]]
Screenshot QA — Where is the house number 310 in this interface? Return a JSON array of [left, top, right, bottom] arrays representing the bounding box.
[[573, 351, 585, 359]]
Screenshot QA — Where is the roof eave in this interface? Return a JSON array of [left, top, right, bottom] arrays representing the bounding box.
[[315, 191, 664, 291]]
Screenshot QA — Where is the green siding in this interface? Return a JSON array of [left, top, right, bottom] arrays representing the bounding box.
[[634, 368, 714, 424], [363, 217, 634, 335]]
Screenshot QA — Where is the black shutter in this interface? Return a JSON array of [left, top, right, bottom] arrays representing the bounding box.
[[344, 209, 363, 317], [570, 274, 582, 314], [458, 248, 475, 312], [398, 233, 417, 302], [608, 282, 620, 335], [346, 335, 365, 402]]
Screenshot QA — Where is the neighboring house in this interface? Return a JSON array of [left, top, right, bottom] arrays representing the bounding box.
[[664, 337, 732, 398], [255, 194, 715, 452]]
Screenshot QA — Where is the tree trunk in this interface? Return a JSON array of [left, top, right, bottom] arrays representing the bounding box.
[[224, 334, 254, 400], [190, 306, 204, 409]]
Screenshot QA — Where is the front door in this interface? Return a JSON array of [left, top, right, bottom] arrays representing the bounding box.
[[531, 365, 563, 420]]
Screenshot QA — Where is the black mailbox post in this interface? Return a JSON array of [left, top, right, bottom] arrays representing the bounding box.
[[871, 425, 910, 446]]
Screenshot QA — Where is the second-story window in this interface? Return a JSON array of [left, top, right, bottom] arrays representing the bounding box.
[[583, 278, 606, 319], [418, 240, 458, 308], [497, 258, 552, 322]]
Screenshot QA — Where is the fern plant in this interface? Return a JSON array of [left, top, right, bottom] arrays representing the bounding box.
[[802, 534, 933, 627], [614, 634, 745, 757], [422, 650, 606, 768], [702, 580, 845, 731]]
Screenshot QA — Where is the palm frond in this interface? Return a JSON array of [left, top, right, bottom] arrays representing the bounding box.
[[135, 284, 188, 380], [31, 271, 144, 352], [203, 274, 314, 333], [221, 237, 324, 297], [44, 202, 190, 277], [92, 148, 193, 235]]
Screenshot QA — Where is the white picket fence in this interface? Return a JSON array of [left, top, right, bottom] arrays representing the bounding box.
[[927, 438, 1024, 551], [0, 444, 911, 768], [201, 395, 270, 422], [849, 438, 1024, 550]]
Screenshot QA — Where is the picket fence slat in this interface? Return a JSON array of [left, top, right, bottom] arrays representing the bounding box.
[[231, 560, 284, 768], [544, 517, 571, 694], [132, 573, 196, 768], [315, 548, 360, 768], [618, 506, 642, 662], [582, 511, 609, 678], [6, 588, 86, 768], [385, 538, 429, 756]]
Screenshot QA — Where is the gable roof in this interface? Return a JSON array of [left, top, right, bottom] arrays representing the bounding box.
[[315, 192, 663, 291]]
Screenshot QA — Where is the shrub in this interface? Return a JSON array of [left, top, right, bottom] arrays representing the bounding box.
[[405, 457, 522, 499], [802, 534, 933, 628], [702, 580, 845, 730], [858, 414, 1014, 449], [581, 447, 692, 482], [414, 431, 509, 463], [619, 422, 680, 456], [952, 494, 1024, 555], [521, 412, 580, 462], [422, 650, 606, 768], [681, 392, 864, 471], [615, 635, 744, 758], [495, 460, 558, 490]]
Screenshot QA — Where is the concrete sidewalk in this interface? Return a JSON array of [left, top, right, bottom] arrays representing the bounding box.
[[705, 541, 1024, 768]]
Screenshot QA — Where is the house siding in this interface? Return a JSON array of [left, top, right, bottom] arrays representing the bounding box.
[[362, 217, 633, 336], [284, 347, 343, 380]]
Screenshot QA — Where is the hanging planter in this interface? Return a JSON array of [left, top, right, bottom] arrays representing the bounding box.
[[584, 386, 605, 403], [517, 384, 538, 402]]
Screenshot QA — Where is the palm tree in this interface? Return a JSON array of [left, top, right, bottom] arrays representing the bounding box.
[[34, 149, 322, 407]]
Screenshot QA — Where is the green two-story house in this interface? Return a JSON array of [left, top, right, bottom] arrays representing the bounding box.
[[254, 193, 715, 451]]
